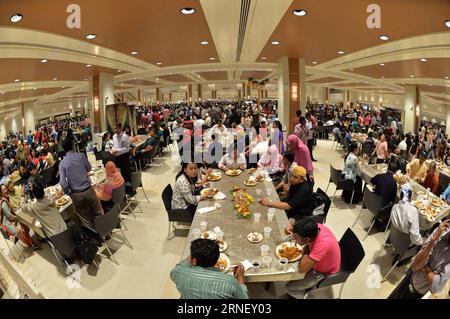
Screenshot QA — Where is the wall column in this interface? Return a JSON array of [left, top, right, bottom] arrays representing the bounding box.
[[446, 107, 450, 137], [187, 84, 193, 106], [404, 85, 420, 134], [299, 58, 307, 116], [0, 118, 5, 140], [197, 84, 202, 102], [89, 72, 114, 135], [156, 88, 161, 104], [22, 101, 35, 136]]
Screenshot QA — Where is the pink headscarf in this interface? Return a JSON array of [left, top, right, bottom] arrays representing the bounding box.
[[258, 144, 282, 170], [287, 135, 313, 174]]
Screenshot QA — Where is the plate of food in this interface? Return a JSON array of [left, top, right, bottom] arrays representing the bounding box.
[[416, 190, 426, 196], [421, 206, 438, 219], [247, 232, 263, 243], [208, 172, 222, 181], [217, 240, 228, 252], [201, 188, 219, 198], [243, 177, 257, 187], [200, 231, 218, 241], [226, 169, 242, 176], [276, 242, 303, 262], [56, 195, 70, 207], [255, 175, 265, 182], [431, 198, 444, 207], [248, 168, 257, 174], [414, 200, 426, 210], [215, 253, 231, 271]]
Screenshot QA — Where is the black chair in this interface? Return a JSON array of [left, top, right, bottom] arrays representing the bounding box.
[[331, 132, 340, 150], [314, 188, 332, 224], [304, 228, 365, 299], [112, 183, 135, 219], [362, 142, 374, 158], [1, 228, 26, 261], [88, 204, 133, 265], [126, 170, 144, 214], [162, 184, 194, 238], [325, 165, 355, 204], [93, 147, 103, 168], [352, 186, 392, 240], [317, 126, 327, 140], [437, 172, 450, 196], [48, 229, 79, 273], [383, 224, 413, 280]]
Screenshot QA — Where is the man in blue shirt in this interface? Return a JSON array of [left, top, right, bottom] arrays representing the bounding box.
[[59, 135, 102, 228], [441, 184, 450, 203]]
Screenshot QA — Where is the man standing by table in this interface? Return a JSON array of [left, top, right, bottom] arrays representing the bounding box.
[[111, 123, 131, 183], [59, 136, 102, 228]]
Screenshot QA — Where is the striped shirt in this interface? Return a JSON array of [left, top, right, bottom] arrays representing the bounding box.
[[170, 260, 249, 299]]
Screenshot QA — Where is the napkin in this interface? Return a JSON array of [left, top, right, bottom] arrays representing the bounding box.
[[213, 192, 226, 200], [197, 206, 217, 214], [241, 260, 253, 272]]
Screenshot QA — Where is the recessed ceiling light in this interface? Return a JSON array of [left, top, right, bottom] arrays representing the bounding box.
[[156, 62, 162, 65], [337, 50, 345, 55], [271, 41, 280, 45], [445, 76, 449, 80], [428, 84, 432, 86], [445, 20, 450, 28], [420, 58, 427, 62], [130, 51, 139, 55], [86, 64, 92, 68], [410, 75, 414, 78], [381, 76, 385, 79], [379, 35, 390, 41], [85, 34, 97, 40], [209, 57, 216, 61], [379, 63, 385, 66], [260, 57, 267, 60], [117, 69, 122, 73], [10, 14, 23, 23], [53, 77, 57, 80], [200, 41, 209, 45], [14, 79, 20, 82], [292, 9, 307, 16], [84, 78, 88, 81], [40, 59, 48, 63], [180, 8, 196, 15], [350, 68, 354, 71], [312, 61, 318, 65]]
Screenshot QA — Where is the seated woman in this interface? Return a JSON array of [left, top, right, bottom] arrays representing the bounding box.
[[218, 145, 247, 171], [257, 142, 282, 174], [95, 161, 125, 212], [260, 165, 314, 221], [46, 152, 60, 186], [171, 162, 211, 215], [0, 184, 35, 248], [341, 142, 363, 204]]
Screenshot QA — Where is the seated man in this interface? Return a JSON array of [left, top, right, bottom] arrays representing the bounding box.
[[421, 161, 439, 195], [284, 218, 341, 299], [440, 184, 450, 203], [406, 151, 428, 183], [170, 239, 248, 299], [370, 161, 398, 206], [388, 219, 450, 299], [20, 179, 67, 237], [260, 165, 314, 221], [275, 151, 296, 194], [218, 145, 246, 171], [137, 127, 159, 166]]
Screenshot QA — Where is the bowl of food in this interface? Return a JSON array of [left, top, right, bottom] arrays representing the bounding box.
[[243, 176, 257, 187], [275, 242, 303, 262], [208, 172, 222, 181], [201, 188, 219, 198], [255, 175, 265, 182], [226, 169, 242, 176], [247, 232, 263, 243], [56, 195, 70, 207], [215, 253, 231, 271]]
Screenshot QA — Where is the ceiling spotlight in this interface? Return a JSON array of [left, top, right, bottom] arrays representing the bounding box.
[[86, 64, 92, 67], [379, 35, 390, 41], [292, 9, 307, 16], [180, 8, 196, 15], [117, 69, 122, 73], [445, 76, 449, 80], [379, 63, 385, 66], [84, 78, 88, 81], [312, 61, 318, 65], [428, 84, 432, 86], [131, 51, 139, 55], [445, 20, 450, 28], [209, 57, 216, 60], [350, 68, 354, 71], [53, 77, 57, 80], [10, 14, 23, 23], [410, 75, 414, 78], [200, 41, 209, 45], [261, 57, 267, 60], [271, 41, 280, 45], [337, 50, 345, 55], [14, 79, 20, 82], [420, 58, 427, 62], [40, 59, 48, 63], [381, 76, 385, 79], [156, 62, 162, 65], [85, 34, 97, 40]]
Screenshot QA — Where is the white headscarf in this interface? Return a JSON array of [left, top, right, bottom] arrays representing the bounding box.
[[401, 183, 412, 202]]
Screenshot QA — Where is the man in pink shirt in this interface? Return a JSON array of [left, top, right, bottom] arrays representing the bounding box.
[[285, 218, 341, 298]]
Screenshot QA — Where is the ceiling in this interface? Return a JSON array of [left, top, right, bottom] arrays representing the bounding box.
[[0, 0, 449, 116]]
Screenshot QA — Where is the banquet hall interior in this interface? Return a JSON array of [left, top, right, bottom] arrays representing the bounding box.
[[0, 0, 449, 299]]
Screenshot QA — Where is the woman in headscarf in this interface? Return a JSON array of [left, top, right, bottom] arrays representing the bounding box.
[[16, 142, 26, 162], [286, 135, 314, 178], [95, 161, 125, 211], [257, 142, 282, 174]]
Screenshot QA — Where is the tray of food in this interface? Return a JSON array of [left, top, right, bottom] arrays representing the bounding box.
[[255, 175, 265, 182], [200, 188, 219, 198], [225, 169, 242, 176], [275, 242, 303, 262], [413, 200, 426, 210], [421, 206, 439, 221], [248, 168, 257, 174]]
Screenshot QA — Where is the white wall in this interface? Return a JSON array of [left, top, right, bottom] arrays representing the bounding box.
[[5, 113, 22, 135]]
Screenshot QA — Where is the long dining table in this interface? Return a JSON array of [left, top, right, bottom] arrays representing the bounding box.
[[360, 163, 450, 231], [180, 169, 305, 283], [14, 167, 106, 238]]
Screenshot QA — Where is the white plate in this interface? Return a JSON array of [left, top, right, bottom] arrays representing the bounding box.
[[247, 232, 263, 243], [200, 231, 218, 241], [226, 169, 242, 176], [275, 242, 303, 263], [215, 253, 231, 272], [217, 240, 228, 252]]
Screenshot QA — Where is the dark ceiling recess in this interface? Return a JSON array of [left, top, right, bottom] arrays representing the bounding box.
[[236, 0, 251, 62]]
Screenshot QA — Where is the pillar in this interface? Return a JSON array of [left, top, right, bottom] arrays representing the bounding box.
[[246, 81, 252, 99], [156, 88, 161, 104], [169, 93, 172, 102], [0, 118, 6, 140], [89, 72, 114, 134], [22, 101, 35, 136], [277, 57, 303, 134], [238, 89, 242, 99], [344, 90, 350, 110], [446, 107, 450, 137], [299, 58, 307, 116], [404, 85, 420, 134], [242, 82, 247, 98], [257, 86, 262, 112], [197, 84, 202, 102], [187, 84, 193, 106], [137, 88, 144, 106]]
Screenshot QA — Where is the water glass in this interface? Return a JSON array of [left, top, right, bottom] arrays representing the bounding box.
[[216, 230, 224, 241], [200, 221, 208, 231], [264, 227, 272, 237], [255, 189, 262, 196], [261, 256, 272, 269], [278, 257, 289, 271], [253, 213, 261, 223], [251, 259, 261, 273], [192, 228, 201, 239], [260, 244, 270, 257], [267, 208, 275, 221]]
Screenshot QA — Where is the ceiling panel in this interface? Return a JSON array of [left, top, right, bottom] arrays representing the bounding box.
[[418, 85, 450, 95], [197, 71, 228, 81], [123, 80, 157, 86], [241, 71, 271, 80], [308, 77, 348, 84], [0, 88, 64, 102], [159, 74, 192, 82]]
